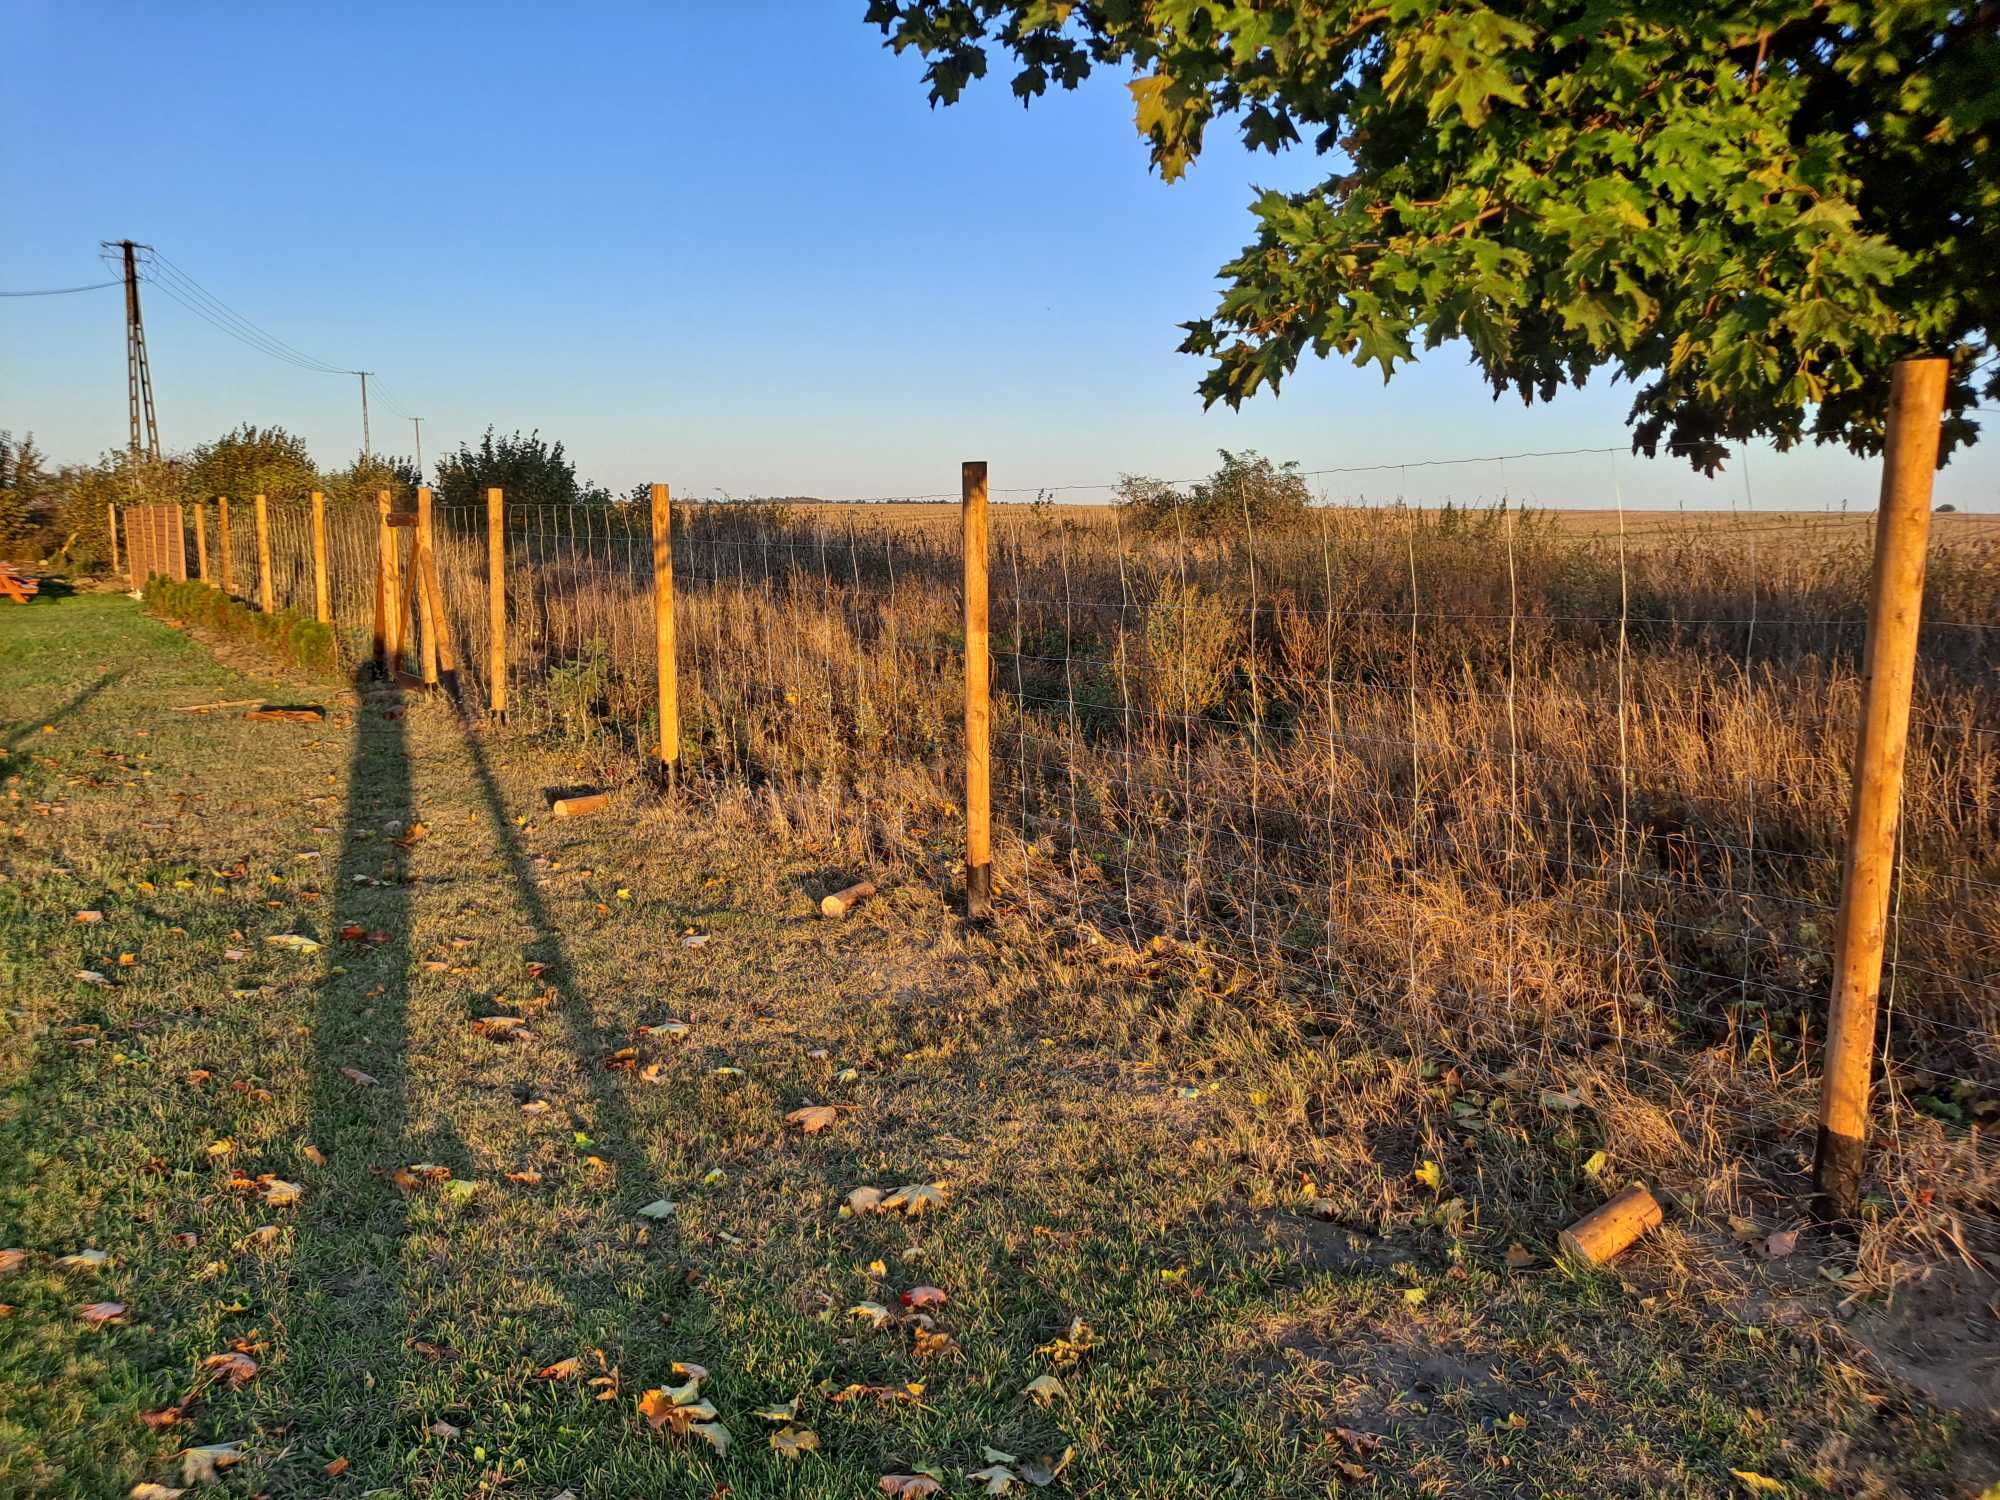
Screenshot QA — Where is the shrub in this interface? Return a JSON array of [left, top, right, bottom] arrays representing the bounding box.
[[1141, 577, 1241, 720], [141, 577, 337, 674], [1115, 449, 1313, 539]]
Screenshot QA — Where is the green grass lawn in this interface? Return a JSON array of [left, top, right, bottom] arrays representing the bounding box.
[[0, 592, 1985, 1498]]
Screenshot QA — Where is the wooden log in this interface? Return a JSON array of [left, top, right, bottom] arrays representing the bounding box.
[[487, 487, 507, 716], [254, 494, 274, 612], [174, 504, 188, 580], [311, 490, 331, 623], [415, 486, 439, 686], [1815, 356, 1949, 1219], [962, 460, 992, 919], [650, 482, 679, 776], [194, 502, 209, 582], [373, 491, 392, 667], [1558, 1184, 1662, 1267], [421, 546, 458, 674], [218, 496, 234, 594], [819, 880, 877, 919], [552, 792, 609, 819], [107, 502, 121, 578]]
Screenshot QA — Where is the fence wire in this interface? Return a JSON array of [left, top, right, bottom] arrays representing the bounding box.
[[132, 476, 2000, 1246]]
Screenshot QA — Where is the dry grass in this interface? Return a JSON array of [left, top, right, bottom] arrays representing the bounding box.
[[188, 496, 2000, 1263]]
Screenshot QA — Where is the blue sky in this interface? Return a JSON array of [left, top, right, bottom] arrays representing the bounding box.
[[4, 2, 1992, 510]]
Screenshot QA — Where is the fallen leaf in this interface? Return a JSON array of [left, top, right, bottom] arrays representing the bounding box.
[[536, 1357, 583, 1380], [55, 1248, 109, 1272], [0, 1250, 26, 1275], [846, 1186, 887, 1215], [301, 1145, 327, 1167], [671, 1361, 710, 1380], [691, 1421, 730, 1455], [429, 1419, 461, 1441], [506, 1169, 544, 1185], [899, 1285, 948, 1311], [75, 910, 104, 924], [636, 1199, 676, 1221], [1731, 1472, 1790, 1496], [912, 1327, 959, 1360], [1022, 1374, 1066, 1406], [969, 1464, 1020, 1494], [769, 1425, 820, 1460], [849, 1301, 894, 1329], [787, 1104, 841, 1134], [264, 933, 322, 954], [323, 1456, 350, 1478], [880, 1478, 944, 1498], [179, 1441, 244, 1484], [1505, 1243, 1537, 1269], [78, 1300, 128, 1325], [1331, 1426, 1382, 1457], [1759, 1228, 1801, 1261], [1402, 1286, 1427, 1306], [202, 1351, 258, 1386], [130, 1486, 187, 1499], [1414, 1160, 1444, 1192], [882, 1182, 947, 1215], [339, 1066, 379, 1087], [77, 970, 112, 987], [1034, 1316, 1097, 1366], [753, 1399, 799, 1423], [263, 1179, 304, 1207]]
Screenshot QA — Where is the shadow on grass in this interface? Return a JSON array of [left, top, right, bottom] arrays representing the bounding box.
[[277, 673, 419, 1483], [453, 717, 673, 1225], [0, 670, 122, 754]]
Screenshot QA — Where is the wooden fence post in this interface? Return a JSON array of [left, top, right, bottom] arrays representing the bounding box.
[[107, 503, 121, 578], [375, 490, 397, 669], [650, 482, 679, 778], [1814, 355, 1949, 1219], [194, 502, 209, 583], [311, 490, 331, 623], [963, 460, 992, 919], [254, 495, 274, 612], [487, 487, 507, 716], [175, 504, 188, 581], [415, 486, 440, 686], [218, 496, 235, 595]]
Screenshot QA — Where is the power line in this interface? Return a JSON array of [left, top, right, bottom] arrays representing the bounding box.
[[0, 278, 124, 297]]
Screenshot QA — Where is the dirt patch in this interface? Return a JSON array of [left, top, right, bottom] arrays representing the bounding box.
[[1844, 1261, 2000, 1423]]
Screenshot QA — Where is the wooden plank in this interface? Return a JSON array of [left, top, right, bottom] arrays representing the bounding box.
[[218, 496, 235, 594], [415, 486, 439, 686], [194, 502, 209, 582]]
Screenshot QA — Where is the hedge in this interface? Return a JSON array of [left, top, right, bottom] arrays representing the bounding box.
[[141, 576, 337, 673]]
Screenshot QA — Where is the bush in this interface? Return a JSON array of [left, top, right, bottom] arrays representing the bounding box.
[[1116, 449, 1313, 538], [141, 577, 337, 674], [1141, 577, 1241, 720]]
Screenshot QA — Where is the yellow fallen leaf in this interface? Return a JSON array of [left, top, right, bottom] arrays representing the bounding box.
[[787, 1104, 841, 1135], [1731, 1472, 1790, 1496], [769, 1425, 819, 1459], [1414, 1159, 1444, 1192]]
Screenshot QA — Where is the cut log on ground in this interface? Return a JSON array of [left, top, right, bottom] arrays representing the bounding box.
[[244, 706, 327, 723], [1558, 1183, 1662, 1267], [820, 880, 877, 918], [552, 792, 609, 819]]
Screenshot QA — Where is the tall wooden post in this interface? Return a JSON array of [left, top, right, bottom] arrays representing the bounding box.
[[107, 503, 121, 578], [1815, 356, 1949, 1219], [311, 490, 331, 623], [253, 495, 274, 612], [487, 487, 507, 716], [963, 460, 992, 919], [375, 490, 398, 669], [415, 486, 440, 686], [217, 497, 234, 594], [650, 483, 679, 778], [175, 504, 188, 580], [194, 502, 209, 583]]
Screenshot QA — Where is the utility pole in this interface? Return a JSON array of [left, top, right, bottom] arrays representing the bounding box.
[[411, 416, 424, 479], [356, 370, 373, 460], [105, 239, 160, 465]]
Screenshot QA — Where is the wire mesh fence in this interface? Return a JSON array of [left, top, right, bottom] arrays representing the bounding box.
[[122, 464, 2000, 1247]]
